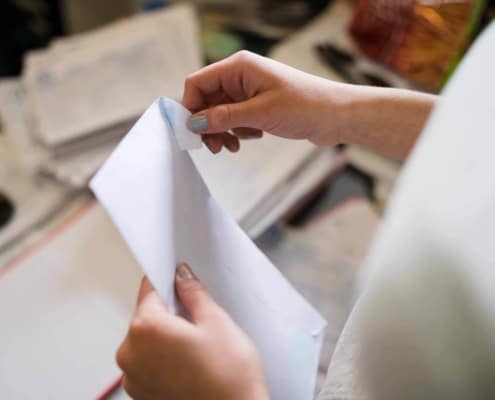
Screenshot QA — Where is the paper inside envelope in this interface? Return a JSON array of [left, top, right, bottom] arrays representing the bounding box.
[[157, 97, 202, 150], [90, 98, 327, 400]]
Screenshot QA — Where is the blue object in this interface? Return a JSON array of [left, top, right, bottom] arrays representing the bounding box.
[[141, 0, 169, 11], [158, 97, 176, 137]]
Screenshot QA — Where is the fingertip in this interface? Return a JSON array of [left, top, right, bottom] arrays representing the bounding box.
[[232, 127, 263, 140], [136, 276, 154, 305], [203, 135, 223, 154], [228, 139, 240, 152], [176, 262, 196, 281], [222, 132, 240, 152]]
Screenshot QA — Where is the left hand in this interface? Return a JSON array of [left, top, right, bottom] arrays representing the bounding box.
[[116, 263, 270, 400]]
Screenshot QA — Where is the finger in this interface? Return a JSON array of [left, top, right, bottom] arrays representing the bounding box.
[[202, 134, 224, 154], [116, 339, 155, 390], [136, 276, 155, 306], [221, 132, 240, 152], [175, 262, 221, 323], [116, 338, 131, 372], [182, 52, 257, 111], [202, 135, 217, 154], [122, 375, 151, 400], [135, 276, 168, 315], [190, 97, 266, 134], [182, 62, 227, 112], [232, 127, 263, 140]]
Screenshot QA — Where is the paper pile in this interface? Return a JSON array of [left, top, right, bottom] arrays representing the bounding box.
[[19, 3, 202, 187]]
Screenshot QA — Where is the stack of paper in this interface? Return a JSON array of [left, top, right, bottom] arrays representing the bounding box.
[[0, 80, 75, 252], [20, 3, 202, 187]]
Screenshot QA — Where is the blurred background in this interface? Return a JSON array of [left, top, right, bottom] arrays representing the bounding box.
[[0, 0, 494, 398]]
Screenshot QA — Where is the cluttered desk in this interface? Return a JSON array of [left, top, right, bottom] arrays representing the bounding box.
[[0, 0, 492, 399]]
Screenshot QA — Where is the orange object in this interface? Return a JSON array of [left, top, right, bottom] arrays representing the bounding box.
[[349, 0, 483, 91]]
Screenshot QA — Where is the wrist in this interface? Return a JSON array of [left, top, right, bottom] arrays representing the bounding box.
[[339, 85, 379, 146], [335, 86, 437, 159], [308, 81, 361, 146]]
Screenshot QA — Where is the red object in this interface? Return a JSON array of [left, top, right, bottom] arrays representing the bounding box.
[[94, 374, 123, 400], [349, 0, 477, 90], [350, 0, 414, 61]]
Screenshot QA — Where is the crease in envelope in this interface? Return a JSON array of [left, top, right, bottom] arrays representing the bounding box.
[[90, 97, 327, 400]]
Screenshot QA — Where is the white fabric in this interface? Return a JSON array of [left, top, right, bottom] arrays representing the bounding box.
[[318, 22, 495, 400]]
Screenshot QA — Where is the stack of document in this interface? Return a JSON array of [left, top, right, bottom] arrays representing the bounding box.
[[21, 3, 202, 187]]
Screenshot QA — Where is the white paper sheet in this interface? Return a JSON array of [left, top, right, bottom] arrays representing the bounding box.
[[90, 98, 327, 400]]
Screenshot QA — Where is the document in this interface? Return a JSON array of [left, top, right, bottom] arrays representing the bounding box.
[[23, 3, 201, 148], [90, 98, 327, 400]]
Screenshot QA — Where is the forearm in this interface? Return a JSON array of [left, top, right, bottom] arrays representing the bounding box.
[[338, 86, 437, 160]]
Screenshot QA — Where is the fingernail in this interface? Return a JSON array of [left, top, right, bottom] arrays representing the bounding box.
[[225, 140, 239, 152], [176, 262, 195, 280], [187, 114, 208, 133]]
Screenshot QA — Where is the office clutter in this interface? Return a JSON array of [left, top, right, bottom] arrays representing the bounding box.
[[0, 2, 417, 400], [0, 2, 344, 242], [274, 0, 491, 95]]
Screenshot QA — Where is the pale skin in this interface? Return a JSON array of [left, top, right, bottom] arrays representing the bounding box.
[[117, 51, 438, 399]]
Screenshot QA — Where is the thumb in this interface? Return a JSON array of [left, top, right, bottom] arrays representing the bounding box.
[[188, 97, 264, 133], [175, 262, 220, 323]]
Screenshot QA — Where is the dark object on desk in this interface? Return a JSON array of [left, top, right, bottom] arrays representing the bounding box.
[[0, 192, 14, 229], [361, 72, 392, 88], [315, 43, 392, 87], [0, 0, 62, 77]]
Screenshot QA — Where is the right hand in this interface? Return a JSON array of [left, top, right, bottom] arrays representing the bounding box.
[[117, 264, 269, 400], [182, 50, 354, 153]]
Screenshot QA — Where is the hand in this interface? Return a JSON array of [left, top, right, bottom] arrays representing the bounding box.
[[182, 50, 354, 153], [117, 263, 270, 400]]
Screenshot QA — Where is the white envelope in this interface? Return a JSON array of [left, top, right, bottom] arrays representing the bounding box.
[[90, 97, 326, 400]]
